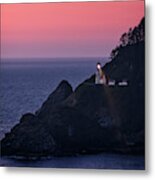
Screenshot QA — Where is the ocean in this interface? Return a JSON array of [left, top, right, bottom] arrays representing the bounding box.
[[0, 57, 144, 169], [0, 153, 144, 169], [0, 57, 107, 140]]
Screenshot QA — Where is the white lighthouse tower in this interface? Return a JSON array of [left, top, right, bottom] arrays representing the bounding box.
[[95, 62, 106, 85]]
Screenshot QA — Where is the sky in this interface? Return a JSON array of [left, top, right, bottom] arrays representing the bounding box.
[[1, 1, 144, 60]]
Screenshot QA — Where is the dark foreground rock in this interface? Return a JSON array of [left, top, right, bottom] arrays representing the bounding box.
[[1, 113, 56, 156], [1, 80, 73, 157], [1, 81, 144, 157]]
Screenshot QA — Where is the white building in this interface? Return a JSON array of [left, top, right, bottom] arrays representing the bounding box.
[[108, 80, 116, 86]]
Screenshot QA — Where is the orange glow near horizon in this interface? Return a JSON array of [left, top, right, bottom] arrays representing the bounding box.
[[1, 1, 144, 59]]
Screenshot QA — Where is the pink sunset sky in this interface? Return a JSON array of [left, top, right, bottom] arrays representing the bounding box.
[[1, 1, 144, 60]]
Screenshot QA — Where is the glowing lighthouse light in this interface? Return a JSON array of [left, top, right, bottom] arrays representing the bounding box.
[[97, 63, 101, 70], [95, 62, 107, 85]]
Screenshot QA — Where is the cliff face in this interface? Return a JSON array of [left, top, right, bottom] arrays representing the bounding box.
[[1, 81, 73, 156], [104, 42, 145, 138], [1, 84, 124, 157], [1, 20, 145, 157]]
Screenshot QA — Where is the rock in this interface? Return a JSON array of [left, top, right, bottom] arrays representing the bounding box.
[[1, 82, 124, 157], [36, 80, 73, 116], [20, 113, 36, 123], [1, 113, 56, 156], [1, 80, 73, 157]]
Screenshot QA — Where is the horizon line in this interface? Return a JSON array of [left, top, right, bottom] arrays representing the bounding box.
[[1, 57, 110, 65], [1, 56, 110, 60]]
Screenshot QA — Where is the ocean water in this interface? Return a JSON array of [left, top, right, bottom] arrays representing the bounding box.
[[0, 57, 144, 169], [0, 57, 107, 140], [0, 153, 144, 169]]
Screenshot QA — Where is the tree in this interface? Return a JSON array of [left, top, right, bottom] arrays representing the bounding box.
[[110, 17, 144, 60], [110, 46, 119, 59], [120, 32, 128, 46]]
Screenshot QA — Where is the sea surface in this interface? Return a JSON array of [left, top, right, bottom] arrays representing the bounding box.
[[0, 57, 144, 169], [0, 57, 106, 140], [0, 153, 144, 170]]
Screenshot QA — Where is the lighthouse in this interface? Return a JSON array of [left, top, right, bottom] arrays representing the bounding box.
[[95, 62, 107, 85]]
